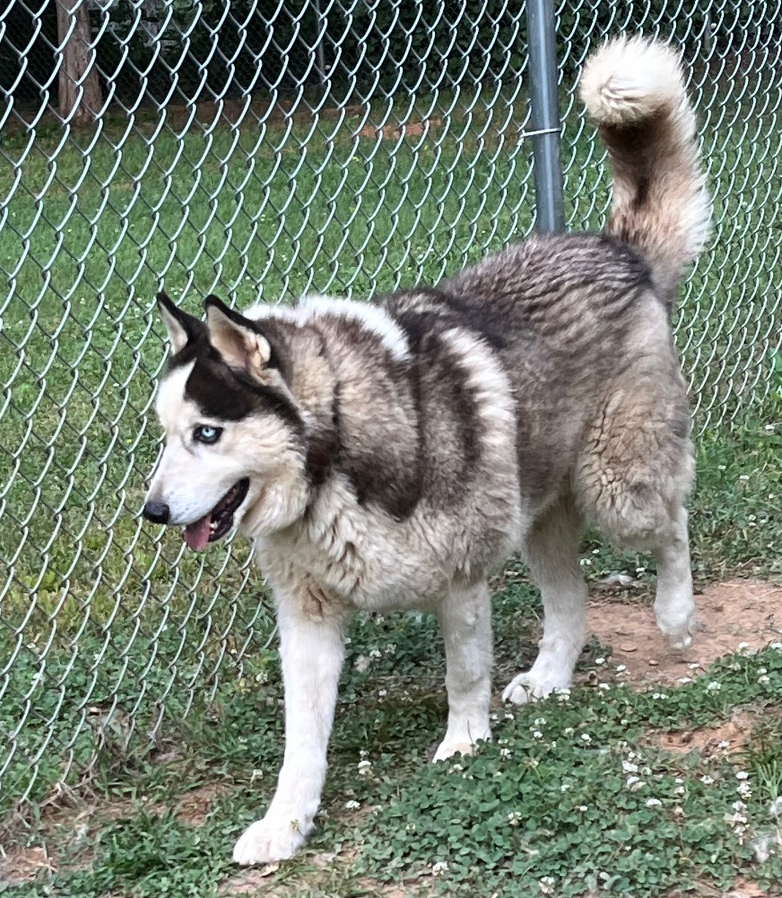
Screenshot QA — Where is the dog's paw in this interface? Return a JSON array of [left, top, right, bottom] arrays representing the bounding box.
[[232, 817, 306, 866], [502, 671, 569, 705], [656, 608, 696, 650], [432, 739, 478, 763]]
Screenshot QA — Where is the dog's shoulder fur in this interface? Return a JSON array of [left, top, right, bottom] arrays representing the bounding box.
[[245, 289, 524, 604]]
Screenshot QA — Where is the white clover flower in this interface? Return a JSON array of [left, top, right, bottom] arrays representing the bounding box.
[[560, 783, 571, 792], [705, 681, 722, 692], [539, 876, 556, 894], [534, 717, 547, 726], [431, 861, 449, 876], [758, 675, 771, 685], [533, 730, 543, 739], [737, 781, 752, 798], [578, 805, 588, 812], [580, 733, 592, 743], [673, 786, 685, 796], [622, 761, 639, 773], [736, 771, 750, 780], [357, 760, 372, 775], [500, 748, 512, 759], [344, 799, 361, 810], [507, 811, 523, 826], [701, 775, 715, 785], [645, 798, 662, 808]]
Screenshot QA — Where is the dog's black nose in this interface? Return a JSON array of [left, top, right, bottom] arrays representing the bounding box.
[[143, 501, 170, 524]]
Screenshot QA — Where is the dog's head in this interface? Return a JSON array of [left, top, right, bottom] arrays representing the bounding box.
[[143, 292, 310, 549]]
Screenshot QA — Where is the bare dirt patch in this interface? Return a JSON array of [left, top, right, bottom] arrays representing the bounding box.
[[357, 117, 442, 140], [175, 783, 232, 826], [584, 579, 782, 688], [0, 847, 56, 887], [654, 708, 758, 756]]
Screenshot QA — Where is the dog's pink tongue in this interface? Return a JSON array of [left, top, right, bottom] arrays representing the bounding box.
[[184, 515, 211, 551]]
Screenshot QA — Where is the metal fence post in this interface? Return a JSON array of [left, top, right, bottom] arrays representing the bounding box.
[[526, 0, 565, 233]]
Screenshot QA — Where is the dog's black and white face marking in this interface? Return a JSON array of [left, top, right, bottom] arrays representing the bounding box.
[[144, 294, 310, 548]]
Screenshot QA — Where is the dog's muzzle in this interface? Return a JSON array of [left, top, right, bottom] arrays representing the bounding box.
[[143, 500, 170, 525]]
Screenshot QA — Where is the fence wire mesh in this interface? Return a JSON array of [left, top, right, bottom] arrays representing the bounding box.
[[1, 0, 780, 816]]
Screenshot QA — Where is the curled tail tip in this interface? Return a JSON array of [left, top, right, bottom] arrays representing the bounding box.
[[580, 35, 686, 126], [580, 34, 711, 290]]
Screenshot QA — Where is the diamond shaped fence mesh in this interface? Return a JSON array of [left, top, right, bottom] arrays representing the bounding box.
[[0, 0, 780, 815]]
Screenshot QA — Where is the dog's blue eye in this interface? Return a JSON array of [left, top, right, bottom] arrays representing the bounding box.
[[193, 425, 223, 445]]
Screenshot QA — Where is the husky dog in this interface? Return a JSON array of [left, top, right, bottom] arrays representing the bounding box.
[[143, 36, 710, 864]]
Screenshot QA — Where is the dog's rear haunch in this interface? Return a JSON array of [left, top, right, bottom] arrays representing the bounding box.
[[143, 36, 710, 865]]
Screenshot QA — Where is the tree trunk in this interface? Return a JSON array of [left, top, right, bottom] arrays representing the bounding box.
[[56, 0, 103, 124]]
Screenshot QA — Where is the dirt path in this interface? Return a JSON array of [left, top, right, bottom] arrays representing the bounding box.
[[584, 578, 782, 687]]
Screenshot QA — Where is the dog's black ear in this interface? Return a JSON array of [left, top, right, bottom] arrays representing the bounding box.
[[204, 295, 275, 379], [157, 291, 204, 354]]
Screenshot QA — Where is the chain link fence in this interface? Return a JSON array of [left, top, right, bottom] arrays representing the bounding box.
[[1, 0, 781, 818]]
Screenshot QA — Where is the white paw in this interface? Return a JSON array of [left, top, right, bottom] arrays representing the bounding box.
[[433, 738, 481, 763], [232, 816, 307, 866], [656, 608, 696, 650], [502, 671, 569, 705]]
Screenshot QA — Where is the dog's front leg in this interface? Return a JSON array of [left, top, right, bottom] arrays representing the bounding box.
[[433, 579, 493, 761], [232, 594, 348, 865]]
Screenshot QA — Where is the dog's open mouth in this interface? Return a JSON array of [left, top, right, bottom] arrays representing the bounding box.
[[183, 478, 250, 551]]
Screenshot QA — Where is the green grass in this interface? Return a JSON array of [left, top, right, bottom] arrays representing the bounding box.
[[1, 96, 782, 896]]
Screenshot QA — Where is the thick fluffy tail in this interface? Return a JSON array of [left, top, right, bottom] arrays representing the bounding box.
[[580, 35, 711, 301]]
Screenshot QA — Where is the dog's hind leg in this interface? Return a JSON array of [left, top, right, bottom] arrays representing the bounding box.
[[576, 376, 696, 650], [232, 591, 348, 866], [503, 494, 587, 705], [650, 504, 695, 647], [433, 580, 493, 761]]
